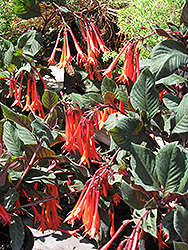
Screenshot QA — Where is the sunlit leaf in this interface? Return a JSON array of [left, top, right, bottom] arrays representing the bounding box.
[[105, 116, 145, 151], [121, 180, 150, 209], [174, 205, 188, 243], [130, 67, 160, 118], [130, 143, 160, 192], [151, 40, 188, 81], [172, 93, 188, 133], [156, 142, 186, 196], [0, 103, 32, 131], [3, 122, 24, 157]]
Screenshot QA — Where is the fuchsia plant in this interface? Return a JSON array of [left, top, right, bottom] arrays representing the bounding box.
[[1, 1, 188, 250]]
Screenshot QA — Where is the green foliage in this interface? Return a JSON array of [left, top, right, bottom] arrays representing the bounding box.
[[9, 215, 25, 250], [0, 0, 16, 36], [1, 1, 188, 249]]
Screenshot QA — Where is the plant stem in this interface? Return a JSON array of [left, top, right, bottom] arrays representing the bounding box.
[[15, 138, 46, 190]]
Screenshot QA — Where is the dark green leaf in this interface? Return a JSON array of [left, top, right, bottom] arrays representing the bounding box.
[[83, 79, 100, 93], [103, 113, 125, 131], [116, 85, 128, 110], [174, 205, 188, 243], [16, 124, 37, 144], [105, 116, 145, 151], [130, 67, 160, 118], [121, 180, 150, 209], [163, 93, 181, 113], [143, 209, 157, 238], [82, 93, 104, 107], [0, 37, 14, 68], [151, 40, 188, 81], [9, 215, 25, 250], [3, 122, 24, 157], [172, 93, 188, 133], [74, 64, 88, 82], [42, 90, 59, 110], [130, 143, 160, 191], [24, 168, 56, 183], [31, 119, 54, 142], [3, 188, 18, 211], [17, 30, 36, 49], [0, 103, 32, 131], [14, 0, 41, 19], [156, 142, 186, 196], [135, 208, 157, 238], [180, 0, 188, 25], [71, 93, 83, 108], [101, 76, 117, 97], [162, 210, 180, 244]]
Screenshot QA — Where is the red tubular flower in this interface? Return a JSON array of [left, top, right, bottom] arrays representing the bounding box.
[[23, 71, 45, 118], [117, 43, 136, 85], [62, 107, 82, 154], [103, 43, 129, 78], [11, 72, 24, 108], [90, 22, 110, 53], [32, 206, 45, 225], [0, 204, 11, 226], [9, 73, 15, 98], [68, 27, 87, 64], [39, 184, 62, 232], [23, 75, 31, 112], [58, 27, 71, 69], [65, 167, 113, 239], [80, 13, 87, 43], [48, 26, 64, 66]]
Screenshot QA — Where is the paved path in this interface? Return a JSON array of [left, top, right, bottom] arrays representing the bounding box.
[[24, 218, 97, 250]]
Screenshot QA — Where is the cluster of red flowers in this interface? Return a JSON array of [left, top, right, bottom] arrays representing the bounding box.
[[103, 40, 140, 85], [62, 97, 125, 168], [64, 166, 113, 239], [48, 17, 109, 80], [15, 183, 62, 233], [7, 68, 47, 118], [62, 105, 101, 167]]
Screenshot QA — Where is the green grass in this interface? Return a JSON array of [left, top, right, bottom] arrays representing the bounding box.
[[117, 0, 185, 58]]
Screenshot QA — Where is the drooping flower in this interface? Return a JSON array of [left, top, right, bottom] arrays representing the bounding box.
[[62, 107, 101, 168], [103, 43, 130, 78], [48, 26, 64, 66], [68, 27, 87, 64], [64, 167, 113, 239], [22, 70, 45, 118], [40, 184, 62, 232], [117, 43, 136, 85], [90, 21, 110, 53], [58, 27, 71, 69], [10, 72, 24, 108]]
